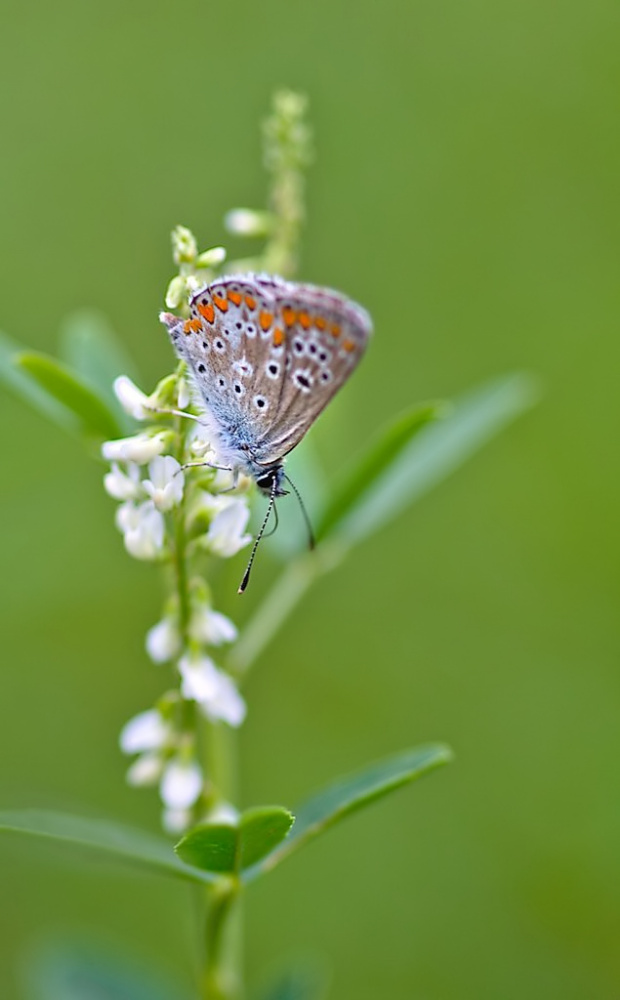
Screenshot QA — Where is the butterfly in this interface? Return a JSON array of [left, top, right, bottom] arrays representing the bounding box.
[[160, 273, 372, 589]]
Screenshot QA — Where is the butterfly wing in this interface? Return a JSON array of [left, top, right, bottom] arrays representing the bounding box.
[[250, 277, 372, 466], [161, 273, 372, 470]]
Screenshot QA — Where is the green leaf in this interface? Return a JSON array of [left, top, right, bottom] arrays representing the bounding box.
[[0, 331, 78, 432], [59, 309, 141, 432], [15, 351, 123, 441], [174, 823, 238, 873], [257, 958, 329, 1000], [240, 806, 295, 869], [243, 744, 452, 883], [316, 402, 442, 542], [175, 806, 294, 875], [0, 809, 215, 884], [23, 941, 191, 1000], [331, 372, 539, 546]]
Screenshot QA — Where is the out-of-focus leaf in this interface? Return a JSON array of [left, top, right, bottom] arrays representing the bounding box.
[[0, 809, 215, 884], [243, 744, 452, 882], [333, 372, 539, 546], [175, 806, 294, 874], [240, 806, 295, 869], [316, 402, 442, 542], [256, 956, 329, 1000], [59, 309, 141, 432], [267, 435, 328, 559], [23, 940, 190, 1000], [16, 352, 123, 440], [0, 331, 78, 431], [174, 822, 238, 873]]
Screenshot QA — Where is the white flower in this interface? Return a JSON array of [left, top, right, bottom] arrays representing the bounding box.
[[206, 801, 240, 825], [162, 807, 193, 835], [145, 616, 181, 664], [178, 654, 246, 727], [120, 709, 169, 754], [102, 432, 167, 465], [224, 208, 271, 237], [126, 752, 164, 787], [160, 759, 203, 809], [113, 376, 153, 421], [116, 500, 165, 560], [189, 606, 238, 646], [206, 498, 252, 557], [143, 455, 184, 512], [177, 377, 191, 410], [103, 462, 143, 501]]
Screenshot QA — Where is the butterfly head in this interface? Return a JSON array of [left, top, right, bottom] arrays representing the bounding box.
[[255, 464, 288, 498]]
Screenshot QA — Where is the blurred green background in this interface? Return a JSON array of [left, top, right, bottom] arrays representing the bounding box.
[[1, 0, 619, 997]]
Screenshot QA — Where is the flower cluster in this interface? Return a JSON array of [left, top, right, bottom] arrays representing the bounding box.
[[102, 373, 252, 833]]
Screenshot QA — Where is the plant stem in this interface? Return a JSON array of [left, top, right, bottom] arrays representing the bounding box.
[[229, 541, 345, 680], [203, 877, 241, 1000]]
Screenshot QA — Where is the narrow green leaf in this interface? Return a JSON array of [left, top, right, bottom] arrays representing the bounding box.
[[16, 352, 123, 440], [0, 331, 78, 431], [174, 807, 294, 874], [0, 809, 215, 884], [59, 310, 141, 432], [174, 823, 238, 873], [23, 941, 191, 1000], [257, 958, 329, 1000], [240, 806, 295, 869], [316, 402, 442, 542], [333, 372, 540, 546], [242, 744, 452, 883]]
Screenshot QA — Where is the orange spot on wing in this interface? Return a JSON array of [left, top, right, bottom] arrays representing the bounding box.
[[283, 307, 297, 327], [197, 302, 215, 324], [184, 318, 202, 334], [298, 311, 311, 329], [330, 323, 341, 338], [342, 337, 356, 352], [227, 290, 242, 306], [273, 327, 285, 347], [213, 294, 228, 312], [245, 294, 257, 310], [259, 310, 274, 331], [315, 316, 327, 331]]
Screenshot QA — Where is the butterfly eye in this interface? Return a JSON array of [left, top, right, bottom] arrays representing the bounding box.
[[198, 363, 206, 373], [293, 339, 304, 355], [214, 339, 226, 352], [266, 361, 280, 379], [233, 382, 245, 396], [253, 395, 268, 410]]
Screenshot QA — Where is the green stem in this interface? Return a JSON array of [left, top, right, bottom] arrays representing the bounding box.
[[228, 541, 345, 680], [203, 877, 241, 1000]]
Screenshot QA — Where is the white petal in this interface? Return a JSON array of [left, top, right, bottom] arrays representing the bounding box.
[[160, 759, 203, 809], [121, 501, 165, 560], [161, 807, 192, 835], [179, 654, 246, 727], [103, 462, 143, 501], [113, 376, 152, 421], [145, 617, 181, 664], [120, 709, 168, 754], [178, 653, 220, 703], [126, 752, 164, 786], [143, 455, 184, 511], [190, 607, 238, 646], [102, 432, 167, 465], [206, 499, 252, 557], [199, 671, 247, 728], [206, 801, 240, 825]]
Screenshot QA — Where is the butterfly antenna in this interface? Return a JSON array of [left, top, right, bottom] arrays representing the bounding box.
[[283, 473, 315, 550], [238, 480, 278, 594]]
